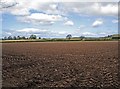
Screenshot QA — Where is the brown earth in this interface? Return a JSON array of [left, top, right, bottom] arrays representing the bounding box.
[[2, 41, 119, 88]]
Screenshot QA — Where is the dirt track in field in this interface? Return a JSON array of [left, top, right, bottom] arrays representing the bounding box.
[[2, 41, 119, 88]]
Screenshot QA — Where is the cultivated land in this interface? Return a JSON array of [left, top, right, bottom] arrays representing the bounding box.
[[2, 41, 119, 88]]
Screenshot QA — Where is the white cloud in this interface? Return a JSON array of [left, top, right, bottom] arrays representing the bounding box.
[[62, 2, 118, 17], [112, 19, 118, 23], [92, 19, 103, 27], [78, 25, 86, 29], [0, 0, 17, 8], [58, 31, 67, 35], [17, 28, 48, 33], [0, 1, 118, 26], [0, 1, 118, 17], [1, 1, 118, 38], [64, 20, 74, 26], [0, 0, 30, 16], [17, 13, 64, 25], [16, 28, 53, 37], [82, 32, 96, 36], [11, 8, 30, 16], [5, 32, 12, 35], [100, 4, 118, 16], [76, 32, 109, 37], [0, 0, 62, 16], [15, 28, 69, 38], [99, 32, 107, 35], [28, 13, 62, 22]]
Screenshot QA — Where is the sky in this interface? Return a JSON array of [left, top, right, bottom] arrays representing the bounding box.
[[0, 0, 119, 38]]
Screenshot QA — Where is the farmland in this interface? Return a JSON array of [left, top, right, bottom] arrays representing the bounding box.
[[2, 41, 119, 88]]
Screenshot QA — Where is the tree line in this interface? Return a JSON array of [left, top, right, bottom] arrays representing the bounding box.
[[2, 34, 84, 40], [3, 34, 119, 41], [2, 34, 41, 40]]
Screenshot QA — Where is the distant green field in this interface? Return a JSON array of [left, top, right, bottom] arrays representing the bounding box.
[[1, 39, 46, 43], [0, 39, 119, 43]]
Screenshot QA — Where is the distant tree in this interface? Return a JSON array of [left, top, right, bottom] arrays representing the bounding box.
[[66, 34, 72, 40], [21, 36, 26, 39], [8, 36, 12, 40], [80, 36, 85, 40], [17, 36, 21, 40], [4, 36, 7, 40], [13, 36, 17, 40], [39, 37, 41, 39], [108, 35, 112, 37], [29, 34, 37, 39]]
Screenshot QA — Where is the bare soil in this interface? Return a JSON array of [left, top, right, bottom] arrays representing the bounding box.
[[2, 41, 119, 88]]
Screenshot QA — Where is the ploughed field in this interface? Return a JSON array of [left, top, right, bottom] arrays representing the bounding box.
[[2, 42, 119, 88]]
